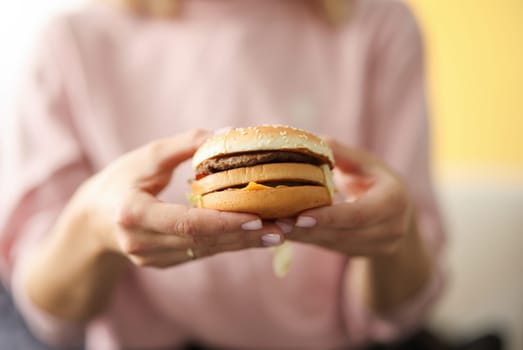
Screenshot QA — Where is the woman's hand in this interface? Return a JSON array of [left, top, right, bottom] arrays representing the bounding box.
[[24, 129, 284, 323], [71, 129, 284, 268], [282, 139, 412, 257], [281, 139, 432, 313]]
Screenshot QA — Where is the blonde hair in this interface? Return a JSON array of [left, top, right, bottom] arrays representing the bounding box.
[[112, 0, 351, 24]]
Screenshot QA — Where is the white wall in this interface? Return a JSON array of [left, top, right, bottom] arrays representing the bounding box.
[[431, 181, 523, 350]]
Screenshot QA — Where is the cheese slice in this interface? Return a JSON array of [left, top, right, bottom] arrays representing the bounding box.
[[242, 181, 272, 191]]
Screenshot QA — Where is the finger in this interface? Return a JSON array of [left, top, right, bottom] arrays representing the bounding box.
[[118, 194, 265, 237], [144, 204, 264, 237], [129, 243, 235, 269], [122, 225, 284, 256], [118, 198, 284, 247], [179, 222, 284, 250], [211, 225, 283, 247], [286, 217, 404, 245], [119, 129, 211, 194], [285, 224, 403, 256], [325, 138, 382, 175], [115, 228, 195, 255], [296, 172, 407, 229], [152, 129, 211, 169], [275, 219, 294, 234], [200, 226, 283, 256], [141, 129, 211, 172], [333, 169, 375, 200], [129, 229, 284, 268]]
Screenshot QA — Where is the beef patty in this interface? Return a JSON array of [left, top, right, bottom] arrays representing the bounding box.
[[196, 151, 323, 176]]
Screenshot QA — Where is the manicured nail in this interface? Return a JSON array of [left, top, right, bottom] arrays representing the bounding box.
[[261, 233, 282, 247], [241, 219, 263, 231], [275, 220, 293, 234], [296, 216, 317, 228]]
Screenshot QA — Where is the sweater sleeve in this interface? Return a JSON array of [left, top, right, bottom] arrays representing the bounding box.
[[342, 1, 446, 346], [0, 18, 91, 347]]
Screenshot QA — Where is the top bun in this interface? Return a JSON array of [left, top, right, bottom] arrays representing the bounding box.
[[192, 125, 334, 169]]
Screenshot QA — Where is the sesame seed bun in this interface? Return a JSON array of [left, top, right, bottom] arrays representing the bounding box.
[[192, 125, 334, 170]]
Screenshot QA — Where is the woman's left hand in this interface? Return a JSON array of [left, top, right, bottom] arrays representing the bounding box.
[[282, 139, 413, 257]]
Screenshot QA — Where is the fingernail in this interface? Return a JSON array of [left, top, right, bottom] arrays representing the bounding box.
[[296, 216, 317, 228], [241, 219, 263, 231], [261, 233, 282, 247], [275, 220, 293, 234]]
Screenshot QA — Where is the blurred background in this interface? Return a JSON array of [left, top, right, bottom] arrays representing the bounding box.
[[0, 1, 521, 349], [407, 1, 523, 350]]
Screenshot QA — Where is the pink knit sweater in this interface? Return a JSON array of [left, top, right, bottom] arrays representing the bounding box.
[[0, 1, 445, 349]]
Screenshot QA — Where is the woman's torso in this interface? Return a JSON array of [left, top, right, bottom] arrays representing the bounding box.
[[59, 1, 388, 348]]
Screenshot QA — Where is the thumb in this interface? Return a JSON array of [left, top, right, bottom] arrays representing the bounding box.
[[149, 129, 211, 172], [324, 138, 378, 175], [129, 129, 210, 193]]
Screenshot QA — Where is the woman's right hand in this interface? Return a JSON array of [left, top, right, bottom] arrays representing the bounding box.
[[69, 129, 284, 268]]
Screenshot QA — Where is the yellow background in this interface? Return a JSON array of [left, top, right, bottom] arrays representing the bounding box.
[[406, 0, 523, 180]]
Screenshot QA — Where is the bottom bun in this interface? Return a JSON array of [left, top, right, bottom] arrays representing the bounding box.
[[197, 186, 332, 219]]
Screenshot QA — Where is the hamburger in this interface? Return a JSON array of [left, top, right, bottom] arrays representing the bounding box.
[[190, 125, 335, 219]]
